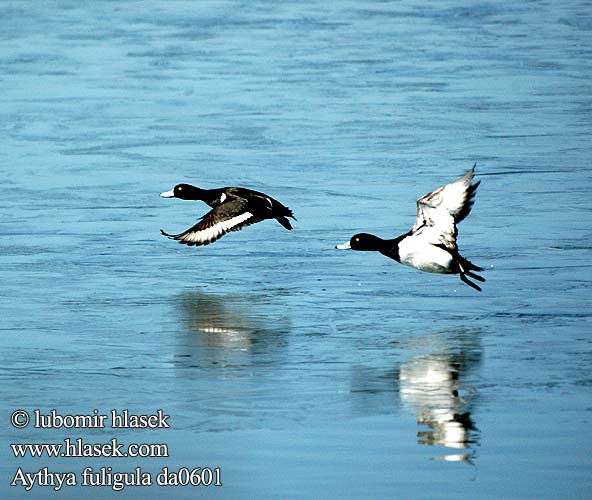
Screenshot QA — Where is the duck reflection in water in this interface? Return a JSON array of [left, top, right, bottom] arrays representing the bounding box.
[[398, 330, 481, 463], [173, 291, 290, 368]]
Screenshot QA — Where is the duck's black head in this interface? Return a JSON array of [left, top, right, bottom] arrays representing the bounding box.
[[160, 184, 204, 200], [335, 233, 384, 252]]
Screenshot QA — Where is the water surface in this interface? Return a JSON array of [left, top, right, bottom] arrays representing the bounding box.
[[1, 1, 591, 498]]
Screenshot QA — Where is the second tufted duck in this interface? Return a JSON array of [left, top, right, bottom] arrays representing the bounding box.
[[160, 184, 295, 246], [336, 166, 485, 291]]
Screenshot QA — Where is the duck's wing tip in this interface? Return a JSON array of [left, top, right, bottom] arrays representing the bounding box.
[[160, 229, 176, 239], [160, 227, 204, 245]]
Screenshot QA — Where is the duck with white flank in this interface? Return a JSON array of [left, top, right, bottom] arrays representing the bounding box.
[[160, 184, 295, 246], [336, 166, 485, 291]]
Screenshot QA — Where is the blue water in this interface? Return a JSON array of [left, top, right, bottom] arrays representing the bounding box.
[[1, 1, 591, 498]]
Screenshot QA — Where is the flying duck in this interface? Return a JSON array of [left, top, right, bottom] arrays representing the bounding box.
[[336, 166, 485, 291], [160, 184, 295, 246]]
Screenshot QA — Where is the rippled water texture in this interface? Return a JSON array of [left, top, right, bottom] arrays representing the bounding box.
[[1, 1, 591, 498]]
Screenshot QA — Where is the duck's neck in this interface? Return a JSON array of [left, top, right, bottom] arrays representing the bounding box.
[[378, 233, 409, 263], [184, 185, 220, 205]]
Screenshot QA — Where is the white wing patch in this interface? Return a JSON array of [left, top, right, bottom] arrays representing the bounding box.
[[414, 212, 457, 249], [409, 168, 478, 251], [178, 212, 254, 245], [412, 169, 476, 232]]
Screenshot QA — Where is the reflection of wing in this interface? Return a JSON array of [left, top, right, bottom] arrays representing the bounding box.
[[410, 167, 480, 251], [161, 197, 263, 246]]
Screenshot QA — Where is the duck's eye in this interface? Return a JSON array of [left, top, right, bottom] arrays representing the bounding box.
[[355, 237, 360, 242], [177, 186, 183, 191]]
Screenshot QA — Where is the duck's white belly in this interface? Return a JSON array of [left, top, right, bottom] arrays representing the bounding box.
[[398, 238, 454, 274]]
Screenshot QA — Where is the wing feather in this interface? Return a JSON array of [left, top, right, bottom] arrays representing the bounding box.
[[410, 166, 480, 250], [161, 196, 263, 246]]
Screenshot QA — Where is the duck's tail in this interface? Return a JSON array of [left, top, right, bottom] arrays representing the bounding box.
[[275, 216, 292, 230], [457, 255, 485, 292]]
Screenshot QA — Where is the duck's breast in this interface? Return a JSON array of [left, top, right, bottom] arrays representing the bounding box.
[[398, 237, 454, 274]]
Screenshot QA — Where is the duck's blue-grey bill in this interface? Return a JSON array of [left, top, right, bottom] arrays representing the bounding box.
[[160, 189, 174, 198], [335, 241, 351, 250]]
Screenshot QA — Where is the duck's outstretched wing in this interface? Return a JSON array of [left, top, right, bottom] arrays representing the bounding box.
[[161, 196, 263, 246], [410, 166, 480, 250]]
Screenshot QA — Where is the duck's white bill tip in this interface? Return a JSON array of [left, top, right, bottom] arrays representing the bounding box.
[[160, 190, 175, 198], [335, 241, 351, 250]]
